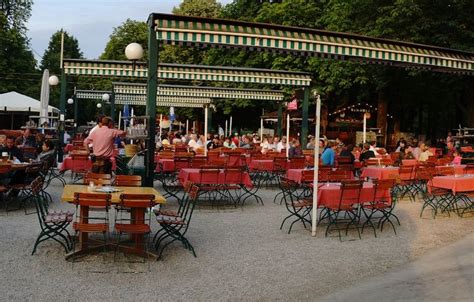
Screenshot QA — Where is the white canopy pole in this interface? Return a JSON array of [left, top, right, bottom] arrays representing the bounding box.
[[286, 113, 290, 158], [260, 118, 264, 142], [225, 119, 228, 137], [363, 112, 367, 143], [186, 119, 189, 134], [193, 121, 196, 133], [204, 106, 209, 156], [311, 93, 321, 237], [229, 116, 233, 136], [159, 114, 163, 138]]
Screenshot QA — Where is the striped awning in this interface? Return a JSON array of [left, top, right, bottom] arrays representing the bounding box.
[[75, 90, 111, 100], [63, 59, 312, 86], [113, 82, 284, 101], [150, 13, 474, 74], [115, 94, 211, 108]]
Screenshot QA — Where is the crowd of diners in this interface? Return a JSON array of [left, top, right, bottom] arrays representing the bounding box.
[[154, 128, 466, 167], [0, 130, 57, 163]]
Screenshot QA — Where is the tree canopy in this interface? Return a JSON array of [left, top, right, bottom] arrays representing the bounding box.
[[0, 0, 37, 97]]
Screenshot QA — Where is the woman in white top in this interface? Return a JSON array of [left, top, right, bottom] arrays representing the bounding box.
[[276, 137, 287, 153]]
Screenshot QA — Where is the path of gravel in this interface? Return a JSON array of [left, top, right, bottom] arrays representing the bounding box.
[[0, 176, 472, 301]]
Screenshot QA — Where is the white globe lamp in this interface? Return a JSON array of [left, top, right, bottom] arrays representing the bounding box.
[[67, 98, 74, 105], [102, 93, 110, 102], [125, 43, 144, 60], [96, 103, 102, 109], [48, 75, 59, 86]]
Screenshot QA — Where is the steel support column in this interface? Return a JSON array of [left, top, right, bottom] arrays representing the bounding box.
[[145, 17, 158, 186]]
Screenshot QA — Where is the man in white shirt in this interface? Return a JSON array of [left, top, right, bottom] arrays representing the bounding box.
[[187, 134, 198, 151], [276, 136, 287, 153]]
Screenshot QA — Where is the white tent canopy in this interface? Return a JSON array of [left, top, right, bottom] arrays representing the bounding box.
[[0, 91, 59, 114]]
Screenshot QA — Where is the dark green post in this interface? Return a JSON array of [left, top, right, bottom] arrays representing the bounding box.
[[277, 102, 283, 138], [58, 70, 66, 162], [110, 92, 115, 122], [73, 95, 78, 136], [145, 16, 158, 186], [301, 87, 309, 148]]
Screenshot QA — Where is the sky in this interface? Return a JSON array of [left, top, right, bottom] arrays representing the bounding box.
[[27, 0, 233, 63]]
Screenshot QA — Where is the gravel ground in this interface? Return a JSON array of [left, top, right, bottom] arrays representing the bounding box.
[[0, 175, 472, 301]]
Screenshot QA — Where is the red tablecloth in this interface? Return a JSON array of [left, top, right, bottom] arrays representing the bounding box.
[[60, 156, 116, 172], [316, 182, 390, 208], [287, 169, 305, 183], [431, 175, 474, 194], [460, 146, 473, 153], [248, 159, 274, 171], [360, 167, 399, 180], [286, 169, 353, 184], [155, 159, 176, 172], [178, 168, 253, 188], [435, 165, 466, 175], [401, 159, 418, 166]]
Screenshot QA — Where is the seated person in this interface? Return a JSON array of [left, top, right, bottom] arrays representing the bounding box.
[[1, 136, 24, 162], [418, 144, 433, 162], [0, 134, 6, 148], [36, 140, 56, 163], [223, 137, 236, 149], [339, 144, 355, 164], [321, 141, 336, 166], [16, 128, 36, 148], [288, 139, 303, 158], [359, 143, 375, 163], [452, 150, 462, 165], [240, 136, 252, 149]]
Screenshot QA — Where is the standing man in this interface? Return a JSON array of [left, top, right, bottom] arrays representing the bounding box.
[[84, 116, 124, 174]]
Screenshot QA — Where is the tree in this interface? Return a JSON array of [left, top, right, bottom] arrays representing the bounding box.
[[40, 30, 83, 75], [0, 0, 33, 33], [100, 19, 147, 60], [0, 0, 37, 97], [172, 0, 222, 18]]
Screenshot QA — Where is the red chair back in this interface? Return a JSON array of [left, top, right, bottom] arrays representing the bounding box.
[[199, 168, 220, 184], [119, 194, 155, 209], [73, 192, 110, 207], [114, 175, 142, 187], [288, 157, 305, 169], [190, 157, 207, 168], [339, 180, 362, 208], [399, 166, 414, 181]]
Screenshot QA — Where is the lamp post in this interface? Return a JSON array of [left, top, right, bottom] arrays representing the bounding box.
[[67, 97, 76, 136], [102, 93, 111, 117], [126, 41, 151, 185], [46, 75, 59, 127]]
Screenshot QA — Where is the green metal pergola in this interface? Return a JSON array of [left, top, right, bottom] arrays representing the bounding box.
[[59, 58, 311, 175], [145, 13, 474, 236]]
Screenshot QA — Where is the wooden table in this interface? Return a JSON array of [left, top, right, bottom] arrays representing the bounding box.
[[61, 184, 166, 260]]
